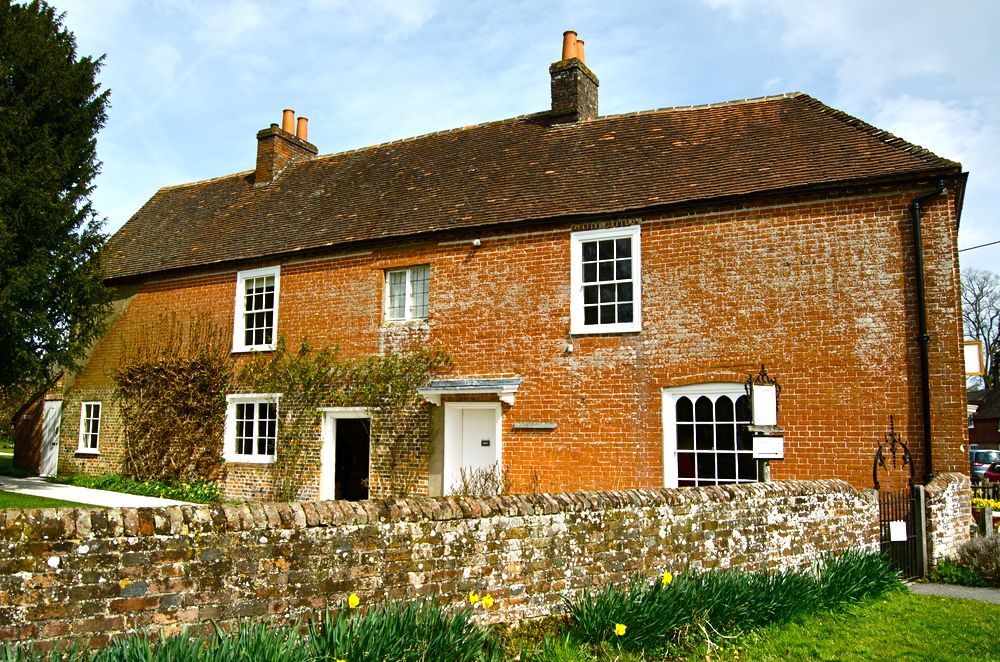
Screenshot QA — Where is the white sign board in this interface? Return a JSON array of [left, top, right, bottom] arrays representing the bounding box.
[[751, 383, 778, 426], [889, 520, 907, 542], [752, 436, 784, 459], [965, 340, 984, 376]]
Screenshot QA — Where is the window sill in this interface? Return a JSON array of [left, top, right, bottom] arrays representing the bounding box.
[[223, 456, 276, 465], [382, 318, 429, 326], [75, 449, 100, 457], [231, 346, 277, 355], [569, 326, 643, 337]]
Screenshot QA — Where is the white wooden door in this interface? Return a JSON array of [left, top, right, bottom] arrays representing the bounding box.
[[40, 400, 62, 477], [444, 403, 500, 495]]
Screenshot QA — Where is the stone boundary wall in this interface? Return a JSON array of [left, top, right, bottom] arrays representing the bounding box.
[[0, 480, 877, 650], [925, 472, 971, 563]]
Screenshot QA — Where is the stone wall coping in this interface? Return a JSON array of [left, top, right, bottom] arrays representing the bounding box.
[[1, 479, 865, 543], [924, 472, 969, 497]]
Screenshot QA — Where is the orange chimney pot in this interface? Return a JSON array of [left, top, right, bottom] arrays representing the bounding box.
[[576, 39, 585, 63], [282, 108, 295, 133], [561, 30, 578, 61], [296, 116, 308, 141]]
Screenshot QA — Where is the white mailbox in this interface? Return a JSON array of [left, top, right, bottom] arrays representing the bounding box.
[[752, 435, 784, 459]]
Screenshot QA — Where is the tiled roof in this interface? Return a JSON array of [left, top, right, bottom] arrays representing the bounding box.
[[104, 92, 960, 281], [974, 387, 1000, 420]]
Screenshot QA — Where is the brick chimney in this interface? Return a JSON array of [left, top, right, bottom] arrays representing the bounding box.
[[549, 30, 599, 123], [254, 108, 318, 185]]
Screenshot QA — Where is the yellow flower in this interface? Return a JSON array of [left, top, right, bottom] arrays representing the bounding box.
[[348, 593, 360, 609], [469, 591, 480, 605], [481, 594, 495, 609], [614, 623, 627, 637], [661, 570, 673, 586]]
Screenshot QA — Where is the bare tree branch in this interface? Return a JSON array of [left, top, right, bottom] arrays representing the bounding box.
[[962, 268, 1000, 389]]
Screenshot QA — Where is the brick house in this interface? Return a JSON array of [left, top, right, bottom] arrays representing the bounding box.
[[27, 32, 970, 500], [969, 387, 1000, 448]]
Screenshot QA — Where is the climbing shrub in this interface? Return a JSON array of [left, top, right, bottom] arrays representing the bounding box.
[[113, 315, 231, 483], [236, 340, 450, 500]]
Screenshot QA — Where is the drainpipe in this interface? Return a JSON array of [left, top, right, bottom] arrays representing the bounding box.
[[911, 180, 945, 484]]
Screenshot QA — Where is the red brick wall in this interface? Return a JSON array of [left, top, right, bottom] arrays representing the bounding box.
[[59, 183, 968, 495]]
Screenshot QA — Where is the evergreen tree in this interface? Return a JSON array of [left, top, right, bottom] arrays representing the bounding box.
[[0, 0, 111, 387]]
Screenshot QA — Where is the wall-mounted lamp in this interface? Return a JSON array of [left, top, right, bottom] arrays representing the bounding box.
[[745, 364, 784, 464]]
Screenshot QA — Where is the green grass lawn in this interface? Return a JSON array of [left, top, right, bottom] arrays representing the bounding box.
[[719, 590, 1000, 661], [0, 491, 87, 509]]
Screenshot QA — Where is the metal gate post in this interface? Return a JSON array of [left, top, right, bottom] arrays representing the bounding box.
[[916, 484, 927, 577]]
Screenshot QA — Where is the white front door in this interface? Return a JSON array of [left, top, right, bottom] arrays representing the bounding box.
[[444, 403, 501, 495], [40, 400, 62, 477]]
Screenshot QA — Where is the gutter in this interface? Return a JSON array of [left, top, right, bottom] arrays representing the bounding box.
[[911, 180, 946, 484]]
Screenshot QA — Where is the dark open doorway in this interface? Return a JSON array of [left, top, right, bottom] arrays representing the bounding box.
[[336, 418, 370, 501]]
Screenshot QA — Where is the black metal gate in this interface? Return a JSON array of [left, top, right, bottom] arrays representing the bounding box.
[[873, 416, 926, 579]]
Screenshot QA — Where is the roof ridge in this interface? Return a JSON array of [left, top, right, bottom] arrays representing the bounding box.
[[595, 91, 806, 121], [798, 95, 961, 169], [157, 168, 254, 192]]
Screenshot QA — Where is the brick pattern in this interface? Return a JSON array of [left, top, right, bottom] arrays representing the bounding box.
[[924, 472, 971, 563], [57, 186, 968, 497], [0, 480, 877, 650]]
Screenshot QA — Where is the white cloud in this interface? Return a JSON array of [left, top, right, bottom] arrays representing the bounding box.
[[193, 0, 267, 47], [305, 0, 439, 38]]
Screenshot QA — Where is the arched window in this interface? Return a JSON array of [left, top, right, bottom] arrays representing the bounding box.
[[662, 384, 759, 487]]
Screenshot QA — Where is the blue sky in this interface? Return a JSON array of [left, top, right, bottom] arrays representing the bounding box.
[[58, 0, 999, 271]]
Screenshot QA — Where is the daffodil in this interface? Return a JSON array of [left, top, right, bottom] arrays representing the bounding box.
[[661, 570, 673, 586], [469, 591, 480, 605], [481, 594, 494, 609], [348, 593, 360, 609], [614, 623, 627, 636]]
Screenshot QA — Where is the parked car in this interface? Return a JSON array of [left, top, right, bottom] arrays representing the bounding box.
[[983, 462, 1000, 484], [971, 449, 1000, 480]]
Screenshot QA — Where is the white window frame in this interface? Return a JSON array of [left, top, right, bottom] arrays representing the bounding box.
[[224, 394, 280, 464], [384, 264, 430, 322], [661, 383, 758, 488], [77, 401, 101, 454], [233, 266, 280, 352], [570, 225, 642, 335]]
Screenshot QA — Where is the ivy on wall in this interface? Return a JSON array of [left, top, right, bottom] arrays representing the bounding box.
[[113, 316, 449, 499]]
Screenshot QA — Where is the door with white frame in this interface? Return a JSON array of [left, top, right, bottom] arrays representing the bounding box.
[[320, 408, 371, 501], [444, 402, 502, 495], [40, 400, 62, 477]]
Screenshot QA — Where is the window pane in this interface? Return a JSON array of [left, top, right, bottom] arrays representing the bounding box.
[[715, 396, 734, 422], [717, 453, 736, 481], [387, 270, 406, 319], [599, 283, 616, 303], [735, 395, 751, 422], [584, 306, 599, 325], [598, 239, 615, 259], [616, 282, 632, 303], [599, 304, 616, 324], [615, 237, 631, 258], [615, 258, 631, 280], [409, 265, 429, 318], [738, 455, 758, 480], [583, 285, 599, 304], [582, 241, 597, 262], [678, 452, 695, 479], [696, 454, 716, 482], [617, 303, 633, 323], [696, 423, 714, 450], [737, 425, 753, 451], [694, 396, 713, 422], [676, 397, 693, 422], [583, 262, 597, 283], [677, 423, 694, 450], [598, 261, 614, 281], [716, 424, 735, 450]]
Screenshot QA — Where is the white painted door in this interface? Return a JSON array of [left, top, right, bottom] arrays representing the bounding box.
[[40, 400, 62, 477], [444, 403, 500, 495]]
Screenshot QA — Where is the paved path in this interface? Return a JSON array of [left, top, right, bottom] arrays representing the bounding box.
[[910, 582, 1000, 604], [0, 474, 192, 508]]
